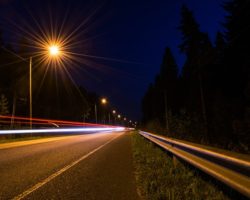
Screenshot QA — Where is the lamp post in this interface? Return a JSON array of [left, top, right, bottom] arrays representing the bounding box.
[[29, 45, 60, 129], [94, 98, 108, 124], [1, 43, 61, 129], [124, 117, 127, 126], [112, 110, 116, 124], [108, 113, 111, 124], [117, 114, 121, 125], [29, 57, 32, 129], [94, 104, 97, 123], [101, 98, 107, 124]]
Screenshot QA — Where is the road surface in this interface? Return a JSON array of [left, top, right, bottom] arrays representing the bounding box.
[[0, 131, 139, 200]]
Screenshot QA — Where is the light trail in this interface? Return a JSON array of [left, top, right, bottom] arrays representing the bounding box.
[[0, 119, 85, 127], [0, 115, 111, 127], [0, 127, 125, 135], [0, 120, 69, 127]]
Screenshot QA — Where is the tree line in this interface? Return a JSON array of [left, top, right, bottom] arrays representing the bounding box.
[[141, 1, 250, 152]]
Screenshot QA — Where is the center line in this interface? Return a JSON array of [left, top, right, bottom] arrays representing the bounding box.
[[12, 132, 124, 200]]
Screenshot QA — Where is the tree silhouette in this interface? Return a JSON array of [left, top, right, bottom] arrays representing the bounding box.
[[178, 5, 216, 140], [142, 83, 155, 124], [142, 47, 179, 132], [155, 47, 179, 130]]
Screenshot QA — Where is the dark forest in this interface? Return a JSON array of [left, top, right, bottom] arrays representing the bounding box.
[[141, 1, 250, 153]]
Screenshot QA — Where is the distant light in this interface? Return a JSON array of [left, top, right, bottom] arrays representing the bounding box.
[[49, 45, 59, 56], [124, 118, 127, 121], [118, 114, 121, 118], [112, 110, 116, 114], [101, 98, 107, 105]]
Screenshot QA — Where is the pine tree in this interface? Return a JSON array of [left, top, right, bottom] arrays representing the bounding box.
[[215, 32, 226, 58], [178, 5, 202, 55], [159, 47, 178, 91], [141, 47, 179, 133], [178, 5, 214, 141], [142, 83, 155, 124], [156, 47, 179, 129], [0, 94, 9, 115], [179, 5, 209, 110]]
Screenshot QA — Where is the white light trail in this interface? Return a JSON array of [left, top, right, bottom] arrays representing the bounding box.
[[0, 127, 125, 135]]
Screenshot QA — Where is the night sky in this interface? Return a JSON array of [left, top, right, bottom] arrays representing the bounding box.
[[0, 0, 226, 121]]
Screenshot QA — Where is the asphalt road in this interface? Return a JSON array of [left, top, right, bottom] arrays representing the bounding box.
[[0, 131, 139, 200]]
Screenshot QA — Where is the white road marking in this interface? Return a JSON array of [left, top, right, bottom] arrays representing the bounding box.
[[12, 132, 124, 200]]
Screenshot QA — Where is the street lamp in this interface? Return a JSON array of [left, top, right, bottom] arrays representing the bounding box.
[[29, 44, 61, 129], [101, 98, 110, 124], [112, 110, 116, 125], [94, 97, 108, 124], [2, 41, 63, 129], [100, 98, 110, 124]]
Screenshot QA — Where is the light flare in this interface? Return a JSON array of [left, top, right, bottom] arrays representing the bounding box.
[[49, 45, 59, 56], [1, 2, 145, 119]]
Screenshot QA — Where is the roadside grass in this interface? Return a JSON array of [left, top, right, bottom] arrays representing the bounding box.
[[131, 132, 230, 200]]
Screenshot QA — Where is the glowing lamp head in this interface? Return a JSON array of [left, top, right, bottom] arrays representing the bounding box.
[[101, 98, 107, 105], [49, 45, 60, 56]]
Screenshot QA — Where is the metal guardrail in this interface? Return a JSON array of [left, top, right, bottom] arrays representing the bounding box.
[[139, 131, 250, 198]]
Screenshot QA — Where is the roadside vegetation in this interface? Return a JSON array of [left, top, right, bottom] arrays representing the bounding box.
[[141, 1, 250, 154], [131, 132, 229, 200]]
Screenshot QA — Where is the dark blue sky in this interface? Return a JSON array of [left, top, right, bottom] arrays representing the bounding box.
[[0, 0, 226, 121]]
